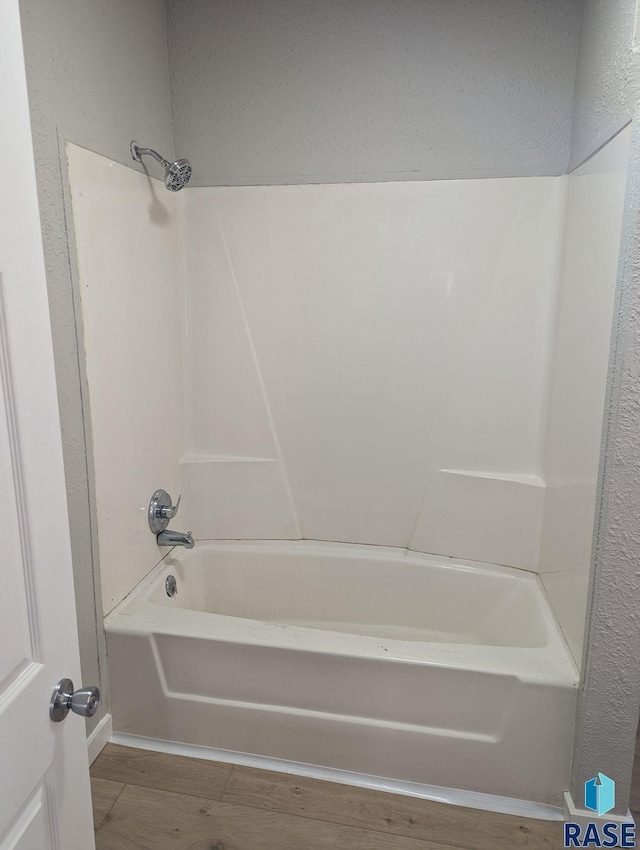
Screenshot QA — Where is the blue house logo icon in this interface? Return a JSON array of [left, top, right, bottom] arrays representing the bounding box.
[[585, 773, 615, 817]]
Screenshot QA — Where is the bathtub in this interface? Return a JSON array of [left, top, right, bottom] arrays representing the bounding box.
[[105, 541, 578, 806]]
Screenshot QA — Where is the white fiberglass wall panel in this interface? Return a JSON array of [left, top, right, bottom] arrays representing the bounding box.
[[540, 125, 632, 666], [181, 176, 565, 569], [67, 143, 182, 613]]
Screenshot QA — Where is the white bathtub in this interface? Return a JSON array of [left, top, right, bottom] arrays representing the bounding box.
[[105, 541, 578, 806]]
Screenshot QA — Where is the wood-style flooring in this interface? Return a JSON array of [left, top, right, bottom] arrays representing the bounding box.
[[90, 743, 562, 849]]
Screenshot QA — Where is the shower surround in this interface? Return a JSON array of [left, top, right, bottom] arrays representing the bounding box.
[[67, 126, 629, 805]]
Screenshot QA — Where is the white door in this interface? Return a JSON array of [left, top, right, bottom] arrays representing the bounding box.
[[0, 2, 96, 848]]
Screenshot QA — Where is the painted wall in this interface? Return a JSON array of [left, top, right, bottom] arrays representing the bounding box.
[[19, 0, 174, 731], [540, 125, 632, 668], [569, 0, 636, 170], [180, 177, 565, 569], [166, 0, 582, 185], [67, 144, 182, 614]]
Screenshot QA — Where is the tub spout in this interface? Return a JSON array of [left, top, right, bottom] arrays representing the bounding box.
[[157, 529, 195, 549]]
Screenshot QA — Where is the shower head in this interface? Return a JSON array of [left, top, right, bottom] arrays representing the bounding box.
[[164, 158, 192, 192], [130, 141, 192, 191]]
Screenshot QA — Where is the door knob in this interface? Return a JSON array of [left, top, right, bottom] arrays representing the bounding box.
[[50, 678, 101, 722]]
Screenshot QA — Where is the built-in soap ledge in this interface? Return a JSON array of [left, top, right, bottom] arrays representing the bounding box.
[[410, 468, 546, 571], [439, 469, 545, 487]]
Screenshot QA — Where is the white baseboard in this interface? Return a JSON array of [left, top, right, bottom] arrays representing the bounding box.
[[563, 791, 635, 827], [110, 731, 563, 822], [87, 713, 112, 765]]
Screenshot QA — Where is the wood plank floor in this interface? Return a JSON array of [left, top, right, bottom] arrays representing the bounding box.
[[91, 744, 563, 849]]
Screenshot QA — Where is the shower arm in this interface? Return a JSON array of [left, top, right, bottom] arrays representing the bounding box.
[[130, 142, 169, 168]]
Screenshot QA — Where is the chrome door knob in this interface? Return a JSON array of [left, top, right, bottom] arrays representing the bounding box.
[[50, 678, 101, 722]]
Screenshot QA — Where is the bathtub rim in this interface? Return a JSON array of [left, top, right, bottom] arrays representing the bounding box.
[[106, 539, 579, 686]]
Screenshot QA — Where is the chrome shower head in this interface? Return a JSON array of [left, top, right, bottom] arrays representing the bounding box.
[[164, 158, 192, 192], [130, 141, 192, 191]]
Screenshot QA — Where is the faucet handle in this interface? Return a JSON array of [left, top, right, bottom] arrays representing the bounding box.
[[148, 489, 182, 534], [159, 494, 181, 519]]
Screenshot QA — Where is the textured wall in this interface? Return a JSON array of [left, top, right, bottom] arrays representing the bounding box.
[[167, 0, 582, 186], [569, 0, 636, 170], [19, 0, 174, 735]]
